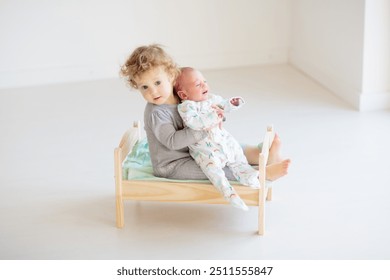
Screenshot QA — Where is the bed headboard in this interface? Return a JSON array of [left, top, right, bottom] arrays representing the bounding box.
[[118, 121, 141, 163]]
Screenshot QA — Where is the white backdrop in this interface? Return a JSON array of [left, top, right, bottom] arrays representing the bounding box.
[[1, 0, 389, 111], [0, 0, 291, 88]]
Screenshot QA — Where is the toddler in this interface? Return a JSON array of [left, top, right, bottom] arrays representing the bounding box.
[[120, 44, 215, 181]]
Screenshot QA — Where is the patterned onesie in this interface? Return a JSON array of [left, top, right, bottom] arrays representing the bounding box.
[[178, 94, 260, 199]]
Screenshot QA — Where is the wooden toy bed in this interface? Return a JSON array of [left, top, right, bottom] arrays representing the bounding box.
[[114, 121, 274, 235]]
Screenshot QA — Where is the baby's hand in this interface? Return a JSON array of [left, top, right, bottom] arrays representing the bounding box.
[[211, 104, 225, 119], [230, 98, 241, 106], [211, 105, 224, 129]]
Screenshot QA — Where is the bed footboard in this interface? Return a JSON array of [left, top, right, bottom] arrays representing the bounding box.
[[257, 125, 275, 235]]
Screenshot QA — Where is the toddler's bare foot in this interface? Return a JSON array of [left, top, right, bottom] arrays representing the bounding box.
[[268, 133, 282, 165], [266, 159, 291, 181]]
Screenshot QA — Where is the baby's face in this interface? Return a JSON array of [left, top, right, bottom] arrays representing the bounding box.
[[179, 70, 209, 102]]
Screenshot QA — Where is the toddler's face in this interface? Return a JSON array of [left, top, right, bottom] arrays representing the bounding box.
[[178, 70, 209, 102], [134, 67, 176, 105]]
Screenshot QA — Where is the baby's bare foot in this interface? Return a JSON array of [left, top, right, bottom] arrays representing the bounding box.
[[268, 133, 282, 165], [266, 159, 291, 181]]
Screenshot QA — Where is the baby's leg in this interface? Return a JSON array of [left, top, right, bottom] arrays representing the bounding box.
[[226, 137, 260, 188], [201, 164, 235, 197], [229, 156, 290, 183], [228, 159, 260, 188], [198, 162, 248, 211], [193, 140, 249, 211], [232, 165, 260, 188]]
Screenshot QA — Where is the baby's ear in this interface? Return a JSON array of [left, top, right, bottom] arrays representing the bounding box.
[[177, 90, 187, 100]]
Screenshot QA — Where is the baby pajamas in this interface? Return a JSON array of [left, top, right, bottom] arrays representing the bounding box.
[[178, 94, 260, 201]]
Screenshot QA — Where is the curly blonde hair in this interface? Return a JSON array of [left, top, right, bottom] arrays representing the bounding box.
[[120, 44, 180, 89]]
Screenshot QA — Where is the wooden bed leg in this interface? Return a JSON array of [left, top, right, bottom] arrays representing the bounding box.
[[115, 147, 124, 228], [116, 197, 124, 228], [258, 188, 265, 236], [258, 153, 266, 235]]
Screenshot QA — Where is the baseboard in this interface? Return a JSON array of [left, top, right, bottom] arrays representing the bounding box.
[[179, 48, 289, 70], [359, 91, 390, 111], [0, 62, 120, 89], [0, 48, 289, 89], [289, 50, 361, 110]]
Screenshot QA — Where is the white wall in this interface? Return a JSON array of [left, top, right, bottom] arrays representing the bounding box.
[[289, 0, 366, 109], [360, 0, 390, 110], [0, 0, 291, 88], [2, 0, 388, 111], [289, 0, 390, 111]]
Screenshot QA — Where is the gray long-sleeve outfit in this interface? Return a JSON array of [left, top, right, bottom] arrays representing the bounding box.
[[143, 102, 235, 180]]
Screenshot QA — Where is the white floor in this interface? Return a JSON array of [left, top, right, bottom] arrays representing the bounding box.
[[1, 65, 389, 260]]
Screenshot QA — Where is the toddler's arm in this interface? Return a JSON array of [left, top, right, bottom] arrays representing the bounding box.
[[151, 111, 207, 150]]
